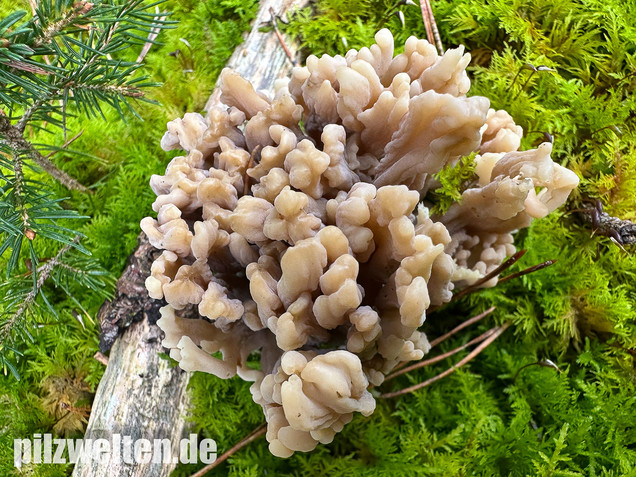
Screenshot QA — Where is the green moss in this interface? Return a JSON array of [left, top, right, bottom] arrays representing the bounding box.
[[428, 153, 477, 215], [179, 0, 636, 475], [2, 0, 635, 474]]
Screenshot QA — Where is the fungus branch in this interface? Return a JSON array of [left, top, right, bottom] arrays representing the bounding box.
[[147, 29, 578, 457]]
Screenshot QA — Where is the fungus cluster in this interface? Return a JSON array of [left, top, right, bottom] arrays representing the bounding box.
[[141, 29, 579, 457]]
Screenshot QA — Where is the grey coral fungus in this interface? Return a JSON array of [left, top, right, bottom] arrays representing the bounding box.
[[142, 29, 579, 457]]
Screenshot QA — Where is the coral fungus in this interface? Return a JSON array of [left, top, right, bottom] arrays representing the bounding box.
[[142, 29, 579, 457]]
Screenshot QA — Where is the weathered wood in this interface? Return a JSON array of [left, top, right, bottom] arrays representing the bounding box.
[[97, 234, 166, 354], [205, 0, 307, 111], [74, 312, 191, 476], [73, 1, 306, 475]]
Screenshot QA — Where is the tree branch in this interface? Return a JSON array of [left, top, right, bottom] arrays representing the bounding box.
[[32, 1, 95, 48], [24, 140, 89, 192], [0, 114, 89, 192], [0, 236, 80, 344]]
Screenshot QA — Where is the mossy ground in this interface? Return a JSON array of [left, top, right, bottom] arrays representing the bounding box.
[[1, 0, 635, 475]]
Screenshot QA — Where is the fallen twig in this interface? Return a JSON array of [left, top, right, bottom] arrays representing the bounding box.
[[498, 259, 557, 284], [93, 351, 109, 366], [380, 322, 510, 399], [269, 8, 295, 65], [448, 250, 527, 304], [429, 306, 496, 348], [389, 307, 496, 377], [189, 424, 267, 477], [136, 7, 167, 64], [419, 0, 443, 54], [43, 129, 84, 159], [419, 0, 434, 48], [385, 324, 498, 381]]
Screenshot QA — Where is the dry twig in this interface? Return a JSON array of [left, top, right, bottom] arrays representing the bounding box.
[[43, 130, 84, 159], [388, 306, 496, 377], [136, 7, 167, 64], [445, 250, 527, 304], [419, 0, 443, 54], [385, 324, 498, 381], [269, 8, 296, 65], [93, 351, 109, 366], [498, 259, 557, 283], [380, 322, 510, 399], [189, 424, 267, 477], [429, 306, 496, 348]]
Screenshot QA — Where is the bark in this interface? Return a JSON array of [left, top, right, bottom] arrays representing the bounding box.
[[73, 1, 306, 475], [97, 234, 166, 353]]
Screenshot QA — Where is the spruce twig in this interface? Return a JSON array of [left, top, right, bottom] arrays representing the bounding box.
[[32, 1, 94, 48], [0, 116, 88, 191], [24, 140, 89, 192], [0, 236, 79, 346], [0, 0, 172, 377]]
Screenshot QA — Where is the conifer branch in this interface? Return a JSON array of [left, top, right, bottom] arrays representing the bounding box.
[[26, 142, 89, 191], [15, 105, 39, 135], [10, 149, 30, 233], [0, 0, 173, 377], [32, 1, 94, 48], [0, 119, 89, 191], [0, 236, 78, 345]]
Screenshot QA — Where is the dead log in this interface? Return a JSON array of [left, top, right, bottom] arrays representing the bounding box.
[[73, 1, 307, 475]]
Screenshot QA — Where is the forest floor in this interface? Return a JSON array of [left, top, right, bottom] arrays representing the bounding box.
[[1, 0, 635, 476]]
